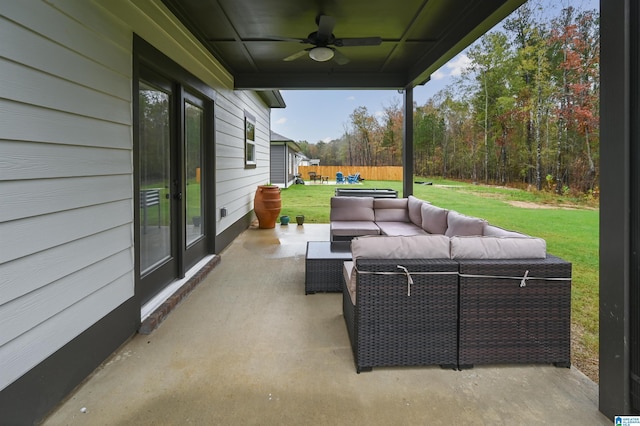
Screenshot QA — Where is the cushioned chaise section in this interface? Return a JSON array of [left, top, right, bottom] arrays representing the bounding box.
[[330, 196, 375, 221], [352, 235, 451, 259], [445, 210, 487, 237], [450, 236, 547, 259], [376, 221, 427, 236], [331, 221, 380, 237], [420, 203, 449, 234], [373, 198, 410, 222]]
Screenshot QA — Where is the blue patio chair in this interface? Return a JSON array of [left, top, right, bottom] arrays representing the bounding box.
[[347, 172, 360, 184], [336, 171, 346, 184]]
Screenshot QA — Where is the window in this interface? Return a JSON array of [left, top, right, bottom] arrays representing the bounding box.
[[245, 112, 256, 168]]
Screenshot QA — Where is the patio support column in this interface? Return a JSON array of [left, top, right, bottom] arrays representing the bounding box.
[[599, 0, 633, 418], [402, 86, 414, 198]]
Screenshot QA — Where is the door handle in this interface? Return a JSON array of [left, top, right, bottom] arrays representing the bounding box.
[[173, 192, 182, 200]]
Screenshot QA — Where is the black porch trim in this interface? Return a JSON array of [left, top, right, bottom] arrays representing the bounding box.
[[599, 0, 634, 418], [215, 211, 254, 253]]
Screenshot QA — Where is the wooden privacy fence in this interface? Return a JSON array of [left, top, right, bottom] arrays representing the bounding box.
[[298, 166, 403, 181]]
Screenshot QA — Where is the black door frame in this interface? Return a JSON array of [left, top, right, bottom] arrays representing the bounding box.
[[133, 35, 216, 310]]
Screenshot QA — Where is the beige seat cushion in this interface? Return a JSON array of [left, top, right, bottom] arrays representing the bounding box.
[[376, 221, 427, 236], [330, 221, 380, 237]]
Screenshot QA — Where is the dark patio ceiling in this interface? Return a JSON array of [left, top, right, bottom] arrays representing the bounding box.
[[161, 0, 526, 91]]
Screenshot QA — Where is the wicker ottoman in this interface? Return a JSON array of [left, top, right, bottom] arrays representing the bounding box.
[[343, 258, 460, 372], [305, 241, 351, 294], [457, 255, 572, 368]]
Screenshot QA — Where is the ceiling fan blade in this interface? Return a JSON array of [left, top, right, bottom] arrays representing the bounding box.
[[317, 15, 336, 41], [335, 37, 382, 47], [332, 48, 350, 65], [266, 36, 308, 43], [283, 49, 309, 62]]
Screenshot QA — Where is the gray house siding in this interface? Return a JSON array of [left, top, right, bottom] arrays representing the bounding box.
[[270, 132, 301, 188], [270, 144, 286, 185], [0, 1, 272, 423], [0, 0, 135, 396]]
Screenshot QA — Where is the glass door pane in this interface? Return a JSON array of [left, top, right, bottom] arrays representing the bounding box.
[[185, 101, 204, 247], [139, 82, 172, 274]]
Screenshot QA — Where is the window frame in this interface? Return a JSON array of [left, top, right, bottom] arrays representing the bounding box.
[[244, 111, 256, 168]]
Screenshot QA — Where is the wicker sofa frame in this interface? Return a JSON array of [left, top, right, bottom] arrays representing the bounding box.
[[343, 258, 460, 373], [342, 255, 572, 373], [333, 196, 573, 372]]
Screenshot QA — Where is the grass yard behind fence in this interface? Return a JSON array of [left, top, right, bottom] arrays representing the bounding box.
[[279, 178, 600, 381]]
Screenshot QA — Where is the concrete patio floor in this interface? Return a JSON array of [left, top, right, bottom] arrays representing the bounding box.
[[44, 224, 610, 425]]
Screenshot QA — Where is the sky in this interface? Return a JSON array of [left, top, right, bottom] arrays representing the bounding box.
[[269, 54, 466, 144], [270, 0, 599, 144]]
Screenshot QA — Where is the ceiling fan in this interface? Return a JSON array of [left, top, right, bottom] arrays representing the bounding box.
[[278, 15, 382, 65]]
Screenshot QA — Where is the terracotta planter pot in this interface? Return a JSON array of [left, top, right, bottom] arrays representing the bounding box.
[[254, 185, 281, 229]]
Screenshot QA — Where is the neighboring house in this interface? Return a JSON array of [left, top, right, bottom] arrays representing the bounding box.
[[270, 131, 303, 187], [0, 1, 283, 423]]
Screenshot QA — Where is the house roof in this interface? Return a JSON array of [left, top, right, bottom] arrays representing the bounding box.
[[270, 130, 294, 142], [161, 0, 526, 93], [270, 130, 301, 152]]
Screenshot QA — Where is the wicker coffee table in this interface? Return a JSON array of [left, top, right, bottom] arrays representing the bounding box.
[[305, 241, 352, 294]]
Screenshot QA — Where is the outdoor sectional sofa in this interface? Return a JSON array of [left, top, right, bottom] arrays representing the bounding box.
[[332, 196, 572, 373]]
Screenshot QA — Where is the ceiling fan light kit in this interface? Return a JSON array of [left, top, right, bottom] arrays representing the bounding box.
[[278, 14, 381, 65], [309, 46, 334, 62]]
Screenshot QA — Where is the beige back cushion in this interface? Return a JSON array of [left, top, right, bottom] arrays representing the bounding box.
[[483, 223, 528, 238], [330, 196, 375, 221], [420, 203, 449, 234], [407, 196, 428, 226], [374, 198, 410, 222], [450, 236, 547, 259], [444, 211, 487, 237], [352, 235, 451, 259]]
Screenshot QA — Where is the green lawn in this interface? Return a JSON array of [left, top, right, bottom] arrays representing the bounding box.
[[280, 178, 600, 380]]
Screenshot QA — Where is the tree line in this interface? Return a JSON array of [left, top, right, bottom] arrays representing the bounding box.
[[298, 3, 599, 195]]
